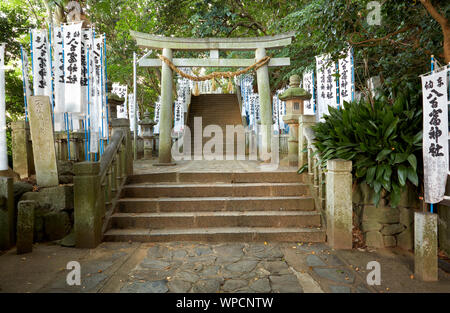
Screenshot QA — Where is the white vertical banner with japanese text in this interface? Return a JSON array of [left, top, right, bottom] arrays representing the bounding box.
[[153, 98, 161, 134], [63, 23, 82, 113], [174, 99, 184, 133], [31, 29, 52, 98], [89, 36, 103, 153], [53, 27, 64, 131], [339, 48, 353, 106], [316, 54, 337, 120], [129, 93, 135, 132], [302, 70, 315, 115], [421, 70, 448, 204], [315, 55, 327, 121], [81, 29, 93, 116]]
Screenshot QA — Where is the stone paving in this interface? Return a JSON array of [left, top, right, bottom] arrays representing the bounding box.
[[1, 241, 449, 293], [121, 243, 303, 293]]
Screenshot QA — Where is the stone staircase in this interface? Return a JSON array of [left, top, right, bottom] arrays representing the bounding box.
[[186, 94, 244, 156], [103, 171, 326, 242]]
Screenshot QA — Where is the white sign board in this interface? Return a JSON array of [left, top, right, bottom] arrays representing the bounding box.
[[422, 70, 449, 204]]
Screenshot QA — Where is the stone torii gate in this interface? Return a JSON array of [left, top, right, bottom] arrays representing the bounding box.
[[130, 31, 295, 164]]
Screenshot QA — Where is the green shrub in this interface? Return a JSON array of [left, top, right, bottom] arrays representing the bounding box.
[[312, 93, 422, 207]]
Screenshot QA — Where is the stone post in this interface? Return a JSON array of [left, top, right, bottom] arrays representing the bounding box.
[[28, 96, 59, 187], [299, 115, 316, 168], [326, 159, 353, 249], [111, 118, 133, 176], [16, 200, 35, 254], [255, 47, 272, 159], [0, 176, 14, 250], [158, 48, 174, 164], [414, 212, 438, 281], [11, 121, 35, 178], [74, 162, 103, 248]]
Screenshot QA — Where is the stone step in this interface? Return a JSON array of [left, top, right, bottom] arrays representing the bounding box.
[[117, 196, 315, 213], [111, 211, 321, 229], [127, 171, 305, 184], [103, 227, 326, 242], [122, 182, 309, 198]]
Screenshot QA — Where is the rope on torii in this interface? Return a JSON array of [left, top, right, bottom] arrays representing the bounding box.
[[158, 54, 271, 94]]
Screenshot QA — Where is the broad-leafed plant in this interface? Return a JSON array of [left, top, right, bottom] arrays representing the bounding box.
[[312, 92, 422, 207]]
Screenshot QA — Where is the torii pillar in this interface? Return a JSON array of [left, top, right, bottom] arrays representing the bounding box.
[[256, 47, 272, 160], [158, 48, 174, 164]]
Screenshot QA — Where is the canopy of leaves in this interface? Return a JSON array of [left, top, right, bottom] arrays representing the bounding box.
[[1, 0, 449, 117]]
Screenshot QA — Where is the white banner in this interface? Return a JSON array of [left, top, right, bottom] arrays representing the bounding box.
[[153, 99, 161, 134], [81, 29, 93, 116], [52, 27, 64, 131], [174, 99, 184, 133], [129, 93, 135, 132], [316, 54, 337, 120], [422, 70, 449, 204], [63, 23, 82, 113], [302, 70, 315, 115], [31, 29, 52, 98], [339, 48, 353, 106], [112, 83, 128, 118], [90, 36, 104, 153]]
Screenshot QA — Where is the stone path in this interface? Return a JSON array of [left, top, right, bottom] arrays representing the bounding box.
[[0, 242, 449, 293], [121, 242, 302, 293]]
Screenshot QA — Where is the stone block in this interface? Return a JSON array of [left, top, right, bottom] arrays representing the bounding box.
[[20, 185, 73, 212], [11, 121, 34, 179], [352, 184, 362, 204], [361, 220, 383, 233], [28, 96, 59, 187], [381, 223, 405, 235], [414, 212, 438, 281], [0, 176, 14, 250], [399, 207, 414, 227], [17, 200, 35, 254], [365, 231, 384, 248], [13, 181, 33, 204], [362, 206, 399, 224], [397, 228, 414, 251], [44, 211, 71, 241], [383, 235, 396, 247], [359, 182, 375, 205]]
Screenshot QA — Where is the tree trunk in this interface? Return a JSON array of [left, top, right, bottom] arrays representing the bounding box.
[[420, 0, 450, 63]]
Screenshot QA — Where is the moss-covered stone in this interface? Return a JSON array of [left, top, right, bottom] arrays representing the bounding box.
[[381, 223, 405, 235], [383, 235, 396, 247], [17, 200, 36, 254], [44, 211, 72, 241], [365, 231, 384, 248]]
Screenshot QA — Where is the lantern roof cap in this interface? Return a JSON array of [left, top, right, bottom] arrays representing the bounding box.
[[278, 75, 311, 101]]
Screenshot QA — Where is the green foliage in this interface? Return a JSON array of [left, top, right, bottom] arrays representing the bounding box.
[[312, 90, 422, 207]]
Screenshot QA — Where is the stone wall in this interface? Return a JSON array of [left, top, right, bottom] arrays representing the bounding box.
[[352, 183, 420, 250]]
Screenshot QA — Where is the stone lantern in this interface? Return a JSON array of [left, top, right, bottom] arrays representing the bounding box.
[[139, 110, 156, 159], [278, 75, 311, 167]]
